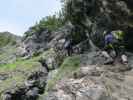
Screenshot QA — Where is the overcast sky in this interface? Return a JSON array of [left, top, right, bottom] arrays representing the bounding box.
[[0, 0, 61, 36]]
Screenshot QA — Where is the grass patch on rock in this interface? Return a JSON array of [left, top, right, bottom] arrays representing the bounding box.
[[0, 49, 56, 96], [45, 55, 80, 92], [0, 58, 41, 94]]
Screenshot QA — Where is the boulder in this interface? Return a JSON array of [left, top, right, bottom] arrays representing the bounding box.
[[26, 87, 39, 100], [45, 78, 109, 100], [39, 56, 57, 72], [1, 69, 48, 100], [22, 28, 53, 56], [2, 91, 12, 100]]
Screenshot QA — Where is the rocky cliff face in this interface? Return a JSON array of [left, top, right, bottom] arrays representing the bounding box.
[[64, 0, 133, 48], [22, 28, 53, 56], [21, 24, 73, 57]]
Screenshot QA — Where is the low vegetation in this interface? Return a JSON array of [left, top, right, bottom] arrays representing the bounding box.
[[0, 32, 18, 47], [0, 58, 41, 94], [24, 14, 65, 38], [0, 48, 56, 96], [45, 55, 80, 91]]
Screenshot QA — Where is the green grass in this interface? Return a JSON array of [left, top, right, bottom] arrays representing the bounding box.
[[0, 74, 26, 95], [45, 55, 80, 92], [0, 32, 17, 47], [0, 48, 55, 72], [0, 48, 80, 100], [0, 57, 41, 94], [0, 49, 56, 96], [0, 46, 17, 62], [0, 57, 40, 73]]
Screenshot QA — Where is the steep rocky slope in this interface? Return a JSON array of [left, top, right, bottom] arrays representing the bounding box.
[[0, 0, 133, 100], [42, 52, 133, 100], [0, 29, 133, 100]]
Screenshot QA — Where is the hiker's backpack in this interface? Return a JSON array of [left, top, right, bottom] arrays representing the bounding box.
[[105, 30, 124, 45], [111, 30, 124, 41]]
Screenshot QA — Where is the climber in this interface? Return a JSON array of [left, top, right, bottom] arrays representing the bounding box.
[[64, 36, 73, 56], [102, 30, 128, 65]]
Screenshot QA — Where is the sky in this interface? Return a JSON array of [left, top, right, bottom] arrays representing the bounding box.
[[0, 0, 61, 36]]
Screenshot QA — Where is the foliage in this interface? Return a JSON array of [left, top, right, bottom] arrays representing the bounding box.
[[0, 48, 56, 96], [24, 14, 65, 38], [0, 57, 41, 94], [61, 0, 88, 44], [0, 45, 23, 66], [0, 32, 17, 47]]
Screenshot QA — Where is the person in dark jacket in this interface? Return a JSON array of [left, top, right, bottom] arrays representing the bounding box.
[[64, 37, 73, 56]]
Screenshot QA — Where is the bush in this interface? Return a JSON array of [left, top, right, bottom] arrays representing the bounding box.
[[0, 32, 17, 47], [24, 14, 65, 38]]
